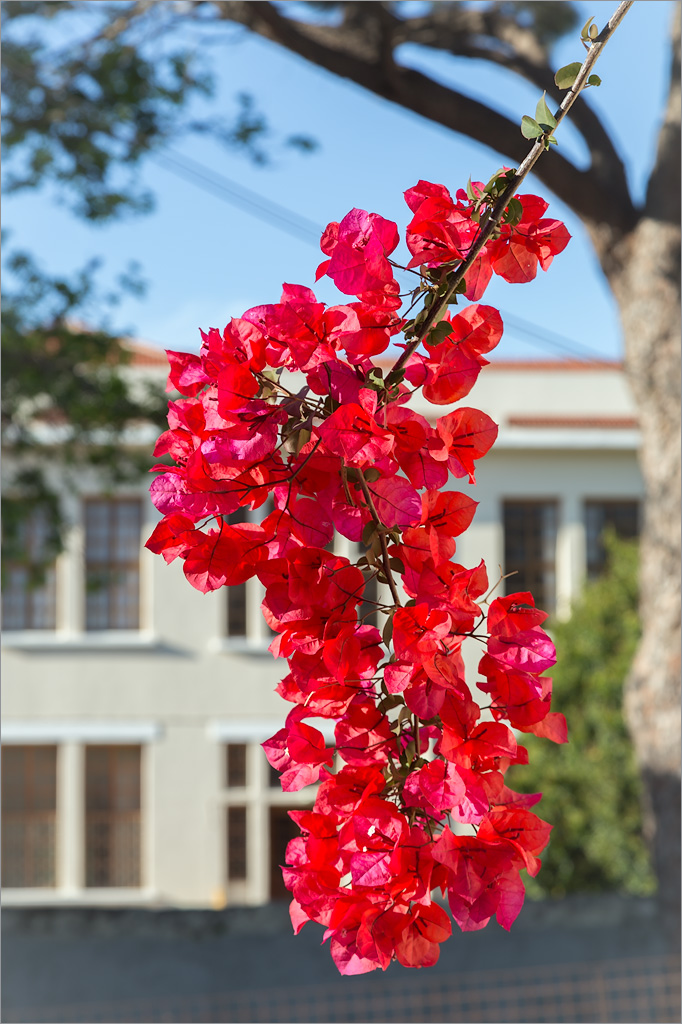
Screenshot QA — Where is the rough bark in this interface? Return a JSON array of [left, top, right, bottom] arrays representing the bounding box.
[[611, 8, 681, 939], [206, 0, 681, 918]]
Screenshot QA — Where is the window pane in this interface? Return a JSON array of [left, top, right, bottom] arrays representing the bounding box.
[[503, 501, 558, 614], [85, 746, 141, 887], [224, 508, 249, 637], [1, 746, 57, 887], [269, 806, 302, 901], [585, 500, 640, 578], [227, 583, 248, 637], [226, 744, 247, 788], [268, 759, 281, 789], [85, 499, 142, 630], [2, 506, 57, 630], [227, 806, 248, 880]]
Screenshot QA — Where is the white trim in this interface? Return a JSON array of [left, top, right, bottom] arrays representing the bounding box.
[[1, 630, 161, 651], [2, 721, 163, 744], [496, 428, 640, 450], [1, 888, 159, 906], [208, 718, 337, 743], [208, 637, 274, 657]]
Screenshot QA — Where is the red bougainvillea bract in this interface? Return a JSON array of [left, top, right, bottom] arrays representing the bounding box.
[[147, 174, 570, 974]]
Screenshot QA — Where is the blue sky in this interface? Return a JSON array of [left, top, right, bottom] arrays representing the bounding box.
[[4, 0, 676, 360]]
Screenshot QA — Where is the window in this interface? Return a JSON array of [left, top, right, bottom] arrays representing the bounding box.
[[2, 507, 57, 630], [268, 759, 281, 788], [225, 744, 247, 788], [1, 746, 57, 887], [503, 501, 558, 614], [227, 806, 248, 880], [85, 745, 141, 887], [225, 501, 274, 642], [269, 806, 300, 901], [85, 499, 142, 630], [585, 500, 640, 578], [225, 509, 249, 638]]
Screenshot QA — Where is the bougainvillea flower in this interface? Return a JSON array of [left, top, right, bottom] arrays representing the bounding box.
[[147, 171, 570, 975]]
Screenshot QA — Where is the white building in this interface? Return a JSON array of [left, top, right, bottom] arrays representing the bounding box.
[[2, 347, 643, 909]]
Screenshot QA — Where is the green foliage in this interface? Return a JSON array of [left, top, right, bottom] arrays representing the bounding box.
[[2, 2, 317, 220], [1, 246, 168, 570], [555, 62, 582, 89], [508, 533, 656, 898], [494, 2, 579, 46], [2, 1, 211, 219]]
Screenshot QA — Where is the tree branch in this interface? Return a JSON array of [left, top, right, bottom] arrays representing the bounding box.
[[395, 5, 633, 215], [210, 0, 637, 236], [645, 1, 681, 225]]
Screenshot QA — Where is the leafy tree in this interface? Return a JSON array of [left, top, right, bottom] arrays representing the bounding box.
[[509, 533, 656, 899], [1, 0, 315, 566], [1, 247, 167, 572]]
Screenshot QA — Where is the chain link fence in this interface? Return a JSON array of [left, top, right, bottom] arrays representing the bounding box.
[[5, 953, 680, 1023]]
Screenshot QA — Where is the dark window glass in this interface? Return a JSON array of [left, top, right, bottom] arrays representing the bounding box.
[[85, 499, 142, 630], [226, 508, 249, 637], [227, 806, 248, 880], [2, 508, 57, 630], [227, 584, 248, 637], [226, 744, 247, 788], [85, 746, 141, 887], [268, 759, 281, 789], [269, 806, 303, 901], [503, 501, 558, 614], [585, 500, 640, 578], [1, 746, 57, 887]]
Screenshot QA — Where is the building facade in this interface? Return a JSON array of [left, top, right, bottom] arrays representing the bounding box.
[[2, 352, 643, 909]]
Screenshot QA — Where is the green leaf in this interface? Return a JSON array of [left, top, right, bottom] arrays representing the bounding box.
[[379, 693, 404, 713], [521, 115, 544, 140], [382, 614, 394, 647], [427, 319, 452, 345], [362, 521, 377, 546], [581, 15, 595, 40], [587, 74, 602, 87], [465, 177, 477, 201], [535, 92, 557, 130], [545, 135, 558, 147], [554, 62, 582, 90], [589, 23, 599, 40], [504, 196, 523, 227], [363, 467, 381, 482]]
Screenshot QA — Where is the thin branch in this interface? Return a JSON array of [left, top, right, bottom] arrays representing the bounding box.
[[211, 0, 637, 234], [385, 0, 635, 386], [356, 467, 402, 608]]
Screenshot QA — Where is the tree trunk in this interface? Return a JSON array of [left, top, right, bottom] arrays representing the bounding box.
[[610, 217, 681, 944], [603, 6, 681, 942]]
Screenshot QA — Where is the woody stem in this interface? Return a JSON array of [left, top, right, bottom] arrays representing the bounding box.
[[356, 468, 402, 609], [385, 0, 633, 389]]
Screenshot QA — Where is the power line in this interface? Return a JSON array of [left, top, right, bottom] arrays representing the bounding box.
[[152, 150, 322, 244], [155, 148, 613, 363], [499, 311, 609, 361]]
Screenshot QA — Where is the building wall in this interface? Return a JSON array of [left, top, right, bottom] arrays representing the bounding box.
[[2, 361, 644, 908]]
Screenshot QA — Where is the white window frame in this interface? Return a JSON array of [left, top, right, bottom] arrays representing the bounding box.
[[1, 722, 161, 905]]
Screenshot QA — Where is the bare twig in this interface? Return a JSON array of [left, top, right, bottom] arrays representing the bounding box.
[[356, 468, 402, 608], [385, 0, 634, 387]]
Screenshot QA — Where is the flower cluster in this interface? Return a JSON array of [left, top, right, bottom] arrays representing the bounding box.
[[147, 175, 569, 975]]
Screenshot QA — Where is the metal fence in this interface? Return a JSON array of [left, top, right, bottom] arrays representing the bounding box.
[[4, 953, 680, 1023]]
